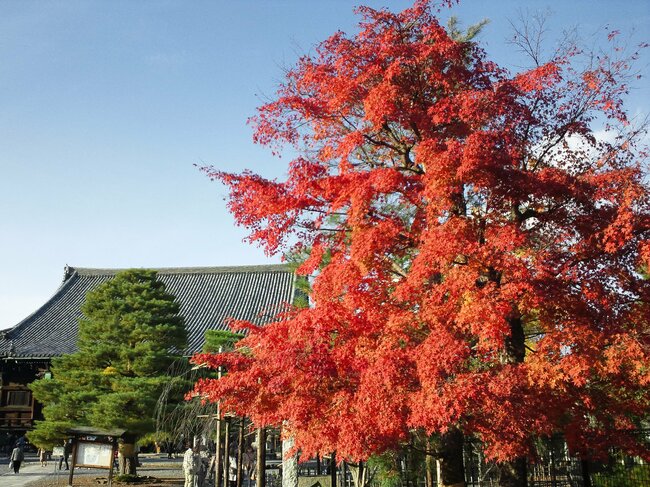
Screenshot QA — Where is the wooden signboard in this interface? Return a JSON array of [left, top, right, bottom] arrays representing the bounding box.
[[65, 427, 125, 487], [75, 441, 113, 468]]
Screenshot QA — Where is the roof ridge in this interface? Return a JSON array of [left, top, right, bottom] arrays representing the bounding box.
[[70, 264, 292, 276]]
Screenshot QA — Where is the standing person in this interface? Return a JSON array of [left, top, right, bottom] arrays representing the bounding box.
[[166, 440, 175, 459], [15, 436, 26, 451], [10, 444, 24, 474], [59, 439, 72, 470], [242, 446, 256, 487], [39, 447, 48, 466], [182, 443, 200, 487], [228, 448, 237, 487]]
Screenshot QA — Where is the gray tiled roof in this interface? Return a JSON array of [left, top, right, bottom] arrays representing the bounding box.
[[0, 265, 295, 359]]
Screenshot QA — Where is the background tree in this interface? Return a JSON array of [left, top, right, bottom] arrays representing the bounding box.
[[192, 1, 649, 486], [29, 269, 187, 475]]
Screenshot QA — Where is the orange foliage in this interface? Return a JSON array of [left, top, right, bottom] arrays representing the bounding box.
[[192, 0, 649, 463]]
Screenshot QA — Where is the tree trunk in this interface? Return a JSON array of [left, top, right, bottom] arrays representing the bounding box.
[[282, 435, 298, 487], [348, 462, 365, 487], [438, 428, 465, 487], [118, 454, 137, 475], [497, 316, 527, 487], [496, 458, 527, 487], [118, 443, 137, 475], [425, 446, 435, 487], [330, 452, 337, 487]]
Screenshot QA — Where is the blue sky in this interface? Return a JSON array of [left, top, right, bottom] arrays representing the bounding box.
[[1, 0, 648, 330]]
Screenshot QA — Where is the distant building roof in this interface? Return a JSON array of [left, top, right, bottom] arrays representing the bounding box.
[[0, 265, 295, 359]]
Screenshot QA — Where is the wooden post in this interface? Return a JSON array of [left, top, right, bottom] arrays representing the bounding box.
[[425, 453, 434, 487], [581, 460, 592, 487], [256, 427, 266, 487], [108, 440, 116, 487], [215, 415, 223, 487], [404, 452, 409, 487], [550, 442, 557, 487], [68, 440, 77, 487], [215, 349, 224, 487], [329, 452, 336, 487], [236, 418, 244, 487], [224, 418, 231, 487]]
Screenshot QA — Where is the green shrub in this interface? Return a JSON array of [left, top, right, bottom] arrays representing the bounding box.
[[592, 464, 650, 487]]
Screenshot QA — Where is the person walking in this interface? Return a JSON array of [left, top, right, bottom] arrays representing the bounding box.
[[10, 444, 24, 474], [182, 443, 200, 487], [242, 446, 256, 487]]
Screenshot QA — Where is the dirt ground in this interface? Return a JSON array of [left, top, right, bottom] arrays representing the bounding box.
[[26, 476, 183, 487], [18, 454, 186, 487]]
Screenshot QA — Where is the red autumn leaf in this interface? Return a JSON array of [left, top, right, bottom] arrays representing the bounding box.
[[194, 0, 650, 465]]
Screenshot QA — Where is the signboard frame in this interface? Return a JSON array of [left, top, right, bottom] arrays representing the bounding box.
[[74, 440, 114, 469], [65, 427, 126, 487]]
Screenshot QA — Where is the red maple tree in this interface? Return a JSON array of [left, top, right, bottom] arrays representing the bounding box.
[[191, 0, 649, 481]]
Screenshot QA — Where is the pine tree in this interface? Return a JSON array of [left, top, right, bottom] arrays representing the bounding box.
[[29, 269, 187, 475]]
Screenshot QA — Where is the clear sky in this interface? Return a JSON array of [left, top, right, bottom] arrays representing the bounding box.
[[1, 0, 648, 330]]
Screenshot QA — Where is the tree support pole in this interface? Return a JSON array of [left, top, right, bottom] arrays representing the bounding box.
[[224, 418, 231, 487], [215, 413, 223, 487], [256, 428, 266, 487], [237, 418, 245, 487], [215, 350, 224, 487], [425, 443, 435, 487]]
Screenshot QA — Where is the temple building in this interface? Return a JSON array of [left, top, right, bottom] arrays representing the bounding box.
[[0, 264, 295, 438]]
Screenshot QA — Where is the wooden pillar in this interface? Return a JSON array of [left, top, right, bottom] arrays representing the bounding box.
[[256, 428, 266, 487]]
